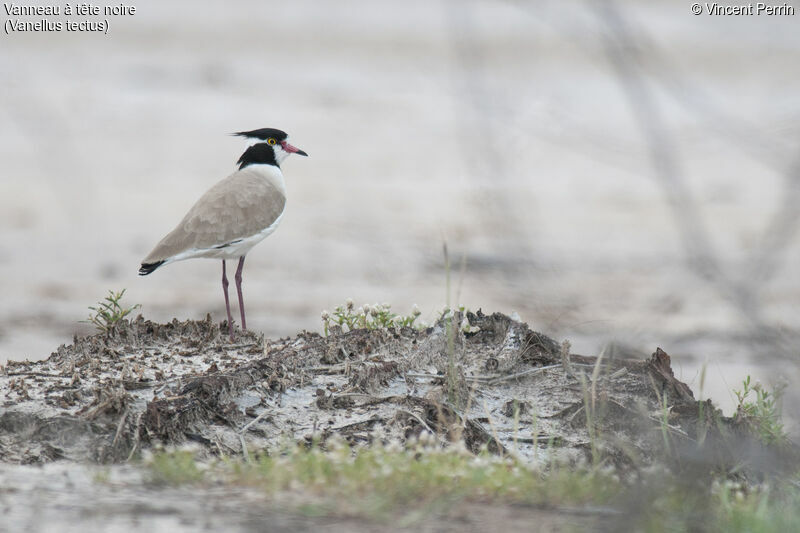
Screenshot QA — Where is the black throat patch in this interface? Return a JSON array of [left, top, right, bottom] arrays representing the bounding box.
[[237, 143, 278, 169]]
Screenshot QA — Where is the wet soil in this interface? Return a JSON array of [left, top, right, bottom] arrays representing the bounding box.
[[1, 311, 718, 466], [0, 311, 786, 532]]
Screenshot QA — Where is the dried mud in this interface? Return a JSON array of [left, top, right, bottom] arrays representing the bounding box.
[[0, 311, 764, 473]]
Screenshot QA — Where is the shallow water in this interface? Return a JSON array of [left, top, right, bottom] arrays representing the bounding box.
[[1, 0, 799, 417]]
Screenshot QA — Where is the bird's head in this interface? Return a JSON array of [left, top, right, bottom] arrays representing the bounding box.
[[234, 128, 308, 169]]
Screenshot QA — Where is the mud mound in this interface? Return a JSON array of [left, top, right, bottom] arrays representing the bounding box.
[[0, 311, 773, 472]]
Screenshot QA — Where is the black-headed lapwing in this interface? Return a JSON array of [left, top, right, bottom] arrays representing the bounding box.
[[139, 128, 307, 340]]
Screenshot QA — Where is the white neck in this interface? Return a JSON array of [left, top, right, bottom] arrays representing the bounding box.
[[246, 163, 286, 196]]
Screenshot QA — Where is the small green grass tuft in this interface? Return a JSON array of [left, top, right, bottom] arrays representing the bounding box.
[[321, 299, 422, 336], [734, 375, 787, 446], [83, 289, 140, 335], [630, 477, 800, 532], [229, 438, 620, 518], [716, 481, 800, 533], [147, 450, 205, 486], [141, 439, 800, 528]]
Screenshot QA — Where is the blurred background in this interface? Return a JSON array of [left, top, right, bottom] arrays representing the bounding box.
[[1, 0, 798, 418]]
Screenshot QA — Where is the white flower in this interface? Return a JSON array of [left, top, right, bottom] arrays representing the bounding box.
[[385, 439, 403, 453], [346, 298, 354, 311], [412, 304, 421, 316], [321, 310, 330, 320]]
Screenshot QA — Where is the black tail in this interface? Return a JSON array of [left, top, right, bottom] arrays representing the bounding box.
[[139, 260, 165, 276]]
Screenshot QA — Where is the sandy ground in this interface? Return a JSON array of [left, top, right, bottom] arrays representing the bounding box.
[[1, 0, 799, 416], [1, 314, 716, 533]]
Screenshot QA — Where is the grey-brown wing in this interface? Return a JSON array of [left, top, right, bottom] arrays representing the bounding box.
[[142, 170, 286, 263]]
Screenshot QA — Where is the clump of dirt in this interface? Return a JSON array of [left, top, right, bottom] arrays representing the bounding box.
[[0, 311, 789, 475]]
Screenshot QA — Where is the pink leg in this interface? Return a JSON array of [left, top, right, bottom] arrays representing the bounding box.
[[235, 256, 247, 331], [222, 260, 234, 340]]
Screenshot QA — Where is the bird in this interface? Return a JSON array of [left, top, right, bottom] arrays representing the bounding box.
[[138, 127, 307, 341]]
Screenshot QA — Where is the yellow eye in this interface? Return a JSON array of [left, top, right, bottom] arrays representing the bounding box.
[[267, 138, 276, 146]]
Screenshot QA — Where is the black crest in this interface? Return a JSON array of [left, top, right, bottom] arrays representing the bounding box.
[[233, 128, 288, 142]]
